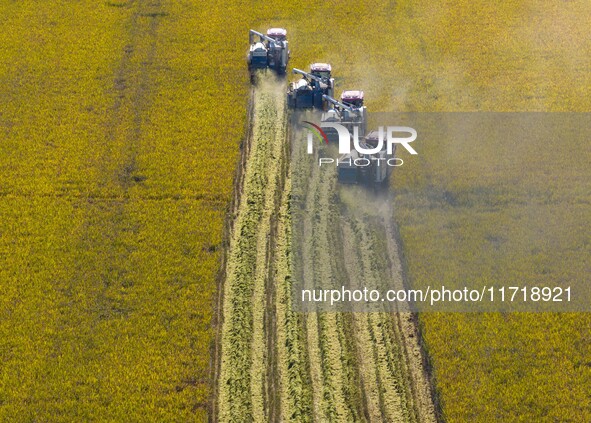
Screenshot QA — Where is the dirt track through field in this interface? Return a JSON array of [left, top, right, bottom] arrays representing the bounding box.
[[215, 75, 437, 422]]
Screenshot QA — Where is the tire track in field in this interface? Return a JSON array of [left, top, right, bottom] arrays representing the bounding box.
[[41, 0, 181, 418], [81, 0, 165, 333], [49, 0, 165, 375], [96, 0, 163, 193]]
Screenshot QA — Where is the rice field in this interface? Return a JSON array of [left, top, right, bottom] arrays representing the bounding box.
[[1, 0, 589, 421], [217, 0, 591, 421], [0, 1, 248, 420]]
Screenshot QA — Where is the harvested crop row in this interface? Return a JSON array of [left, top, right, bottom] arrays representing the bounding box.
[[300, 151, 362, 422], [217, 76, 288, 422], [289, 134, 435, 422], [343, 220, 413, 422], [273, 176, 314, 422], [356, 218, 416, 422]]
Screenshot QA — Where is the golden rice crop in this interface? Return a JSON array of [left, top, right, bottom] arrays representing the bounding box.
[[389, 1, 591, 421], [0, 1, 246, 420]]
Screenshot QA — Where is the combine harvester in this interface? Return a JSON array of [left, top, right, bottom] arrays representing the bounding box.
[[321, 90, 367, 141], [287, 64, 335, 110], [247, 28, 290, 74], [320, 91, 392, 186]]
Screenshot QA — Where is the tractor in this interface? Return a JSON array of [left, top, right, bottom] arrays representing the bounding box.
[[287, 63, 335, 110], [247, 28, 289, 74]]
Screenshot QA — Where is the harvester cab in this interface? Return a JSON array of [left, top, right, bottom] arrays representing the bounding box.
[[337, 130, 394, 185], [287, 63, 335, 110], [341, 90, 364, 108], [320, 90, 367, 142], [310, 62, 333, 81], [247, 28, 289, 74]]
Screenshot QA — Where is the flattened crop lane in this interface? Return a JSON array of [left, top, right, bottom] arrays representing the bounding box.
[[99, 0, 163, 190], [283, 132, 439, 421], [299, 150, 363, 422], [63, 0, 165, 337]]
